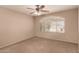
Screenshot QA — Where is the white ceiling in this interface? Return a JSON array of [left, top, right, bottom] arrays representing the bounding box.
[[0, 5, 78, 16]]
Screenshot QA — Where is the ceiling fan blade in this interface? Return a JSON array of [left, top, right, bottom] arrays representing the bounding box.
[[41, 10, 49, 12], [36, 5, 40, 8], [40, 5, 45, 9], [27, 8, 34, 10], [30, 12, 34, 14]]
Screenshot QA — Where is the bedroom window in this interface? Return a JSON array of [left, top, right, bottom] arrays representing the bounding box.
[[40, 16, 65, 33]]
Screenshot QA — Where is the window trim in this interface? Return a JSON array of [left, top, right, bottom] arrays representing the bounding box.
[[39, 16, 65, 33]]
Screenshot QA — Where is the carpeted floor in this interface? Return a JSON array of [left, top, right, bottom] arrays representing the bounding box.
[[0, 37, 78, 53]]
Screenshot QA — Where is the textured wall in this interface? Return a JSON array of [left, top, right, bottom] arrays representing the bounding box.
[[0, 7, 34, 48]]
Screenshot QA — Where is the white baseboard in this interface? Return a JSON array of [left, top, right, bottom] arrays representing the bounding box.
[[0, 36, 35, 49]]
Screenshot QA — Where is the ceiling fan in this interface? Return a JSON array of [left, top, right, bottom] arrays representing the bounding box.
[[26, 5, 49, 16]]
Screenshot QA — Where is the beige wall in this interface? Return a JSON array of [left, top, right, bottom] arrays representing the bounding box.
[[0, 7, 34, 48], [35, 8, 78, 43]]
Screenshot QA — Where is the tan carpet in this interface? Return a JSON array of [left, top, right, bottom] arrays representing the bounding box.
[[0, 37, 78, 53]]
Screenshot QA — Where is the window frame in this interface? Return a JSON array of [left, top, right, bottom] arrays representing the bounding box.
[[39, 16, 65, 33]]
